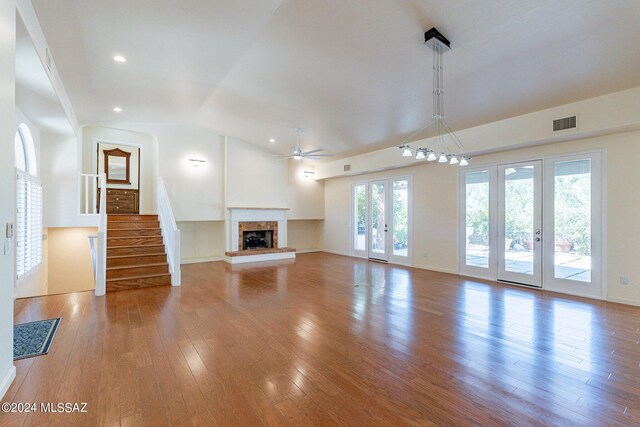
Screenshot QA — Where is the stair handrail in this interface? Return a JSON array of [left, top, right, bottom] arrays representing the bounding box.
[[157, 177, 181, 286], [95, 173, 107, 296]]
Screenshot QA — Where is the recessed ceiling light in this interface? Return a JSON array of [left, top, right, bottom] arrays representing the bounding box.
[[113, 55, 127, 63], [269, 138, 276, 143], [113, 107, 122, 112]]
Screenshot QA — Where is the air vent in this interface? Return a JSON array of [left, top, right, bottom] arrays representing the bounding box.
[[343, 164, 351, 172], [553, 116, 577, 132]]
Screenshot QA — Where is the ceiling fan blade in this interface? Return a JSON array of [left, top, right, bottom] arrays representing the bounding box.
[[305, 153, 334, 157], [302, 148, 324, 155], [277, 156, 294, 161]]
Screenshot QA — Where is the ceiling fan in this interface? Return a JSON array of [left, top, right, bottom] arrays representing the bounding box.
[[277, 128, 334, 161]]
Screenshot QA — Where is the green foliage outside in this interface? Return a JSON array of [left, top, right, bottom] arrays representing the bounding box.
[[355, 183, 408, 249], [465, 171, 591, 255], [554, 174, 591, 255]]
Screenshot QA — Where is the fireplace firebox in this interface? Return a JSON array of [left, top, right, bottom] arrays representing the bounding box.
[[237, 221, 279, 252], [243, 230, 274, 250]]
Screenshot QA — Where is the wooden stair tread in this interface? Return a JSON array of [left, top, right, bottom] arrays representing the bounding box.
[[107, 262, 168, 271], [106, 243, 165, 249], [106, 272, 171, 282], [107, 236, 162, 239], [108, 253, 166, 259], [107, 227, 160, 230]]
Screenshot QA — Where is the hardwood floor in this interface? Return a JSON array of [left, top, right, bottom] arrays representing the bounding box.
[[3, 252, 640, 426]]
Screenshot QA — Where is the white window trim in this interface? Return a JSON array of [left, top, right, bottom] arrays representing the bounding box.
[[458, 149, 606, 300]]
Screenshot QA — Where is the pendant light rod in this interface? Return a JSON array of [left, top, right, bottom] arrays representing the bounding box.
[[397, 27, 470, 166]]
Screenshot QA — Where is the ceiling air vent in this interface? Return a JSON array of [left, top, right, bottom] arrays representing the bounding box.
[[553, 116, 577, 132], [343, 164, 351, 172]]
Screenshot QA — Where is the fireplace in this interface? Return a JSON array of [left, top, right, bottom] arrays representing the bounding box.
[[238, 221, 278, 251], [225, 208, 295, 264], [243, 230, 273, 250]]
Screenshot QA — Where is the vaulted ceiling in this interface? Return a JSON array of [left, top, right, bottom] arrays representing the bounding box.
[[32, 0, 640, 155]]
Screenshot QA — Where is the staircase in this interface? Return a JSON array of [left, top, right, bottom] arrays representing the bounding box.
[[106, 214, 171, 292]]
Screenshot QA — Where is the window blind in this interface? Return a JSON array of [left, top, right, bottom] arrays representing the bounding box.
[[16, 169, 42, 279]]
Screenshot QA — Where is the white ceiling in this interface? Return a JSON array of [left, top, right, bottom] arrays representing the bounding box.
[[32, 0, 640, 155]]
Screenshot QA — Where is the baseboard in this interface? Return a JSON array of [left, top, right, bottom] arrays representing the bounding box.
[[320, 249, 352, 257], [412, 264, 458, 275], [295, 249, 322, 254], [607, 296, 640, 307], [0, 365, 16, 400], [542, 286, 604, 301], [180, 257, 224, 265]]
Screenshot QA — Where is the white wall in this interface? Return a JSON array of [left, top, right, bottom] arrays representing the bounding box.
[[225, 137, 288, 208], [178, 221, 225, 263], [288, 220, 323, 252], [0, 0, 17, 399], [81, 126, 158, 214], [322, 130, 640, 306], [287, 159, 324, 219], [47, 227, 96, 295], [41, 132, 91, 227], [155, 125, 225, 221]]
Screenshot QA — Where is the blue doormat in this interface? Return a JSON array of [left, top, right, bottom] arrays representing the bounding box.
[[13, 318, 61, 360]]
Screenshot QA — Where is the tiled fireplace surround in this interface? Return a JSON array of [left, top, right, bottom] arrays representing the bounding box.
[[224, 208, 296, 264]]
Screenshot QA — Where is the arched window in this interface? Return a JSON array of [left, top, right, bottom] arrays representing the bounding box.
[[14, 123, 37, 176], [14, 123, 42, 279]]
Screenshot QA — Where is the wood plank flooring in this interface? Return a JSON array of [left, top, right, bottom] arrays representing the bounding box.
[[3, 252, 640, 426]]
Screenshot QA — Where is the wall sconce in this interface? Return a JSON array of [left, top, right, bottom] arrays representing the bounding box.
[[303, 170, 315, 178], [188, 158, 206, 167]]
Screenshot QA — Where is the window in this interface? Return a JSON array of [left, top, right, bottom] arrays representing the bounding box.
[[15, 124, 42, 279]]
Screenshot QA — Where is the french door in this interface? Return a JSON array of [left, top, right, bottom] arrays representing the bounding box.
[[497, 161, 543, 287], [460, 152, 603, 299], [352, 177, 411, 264], [369, 181, 388, 261]]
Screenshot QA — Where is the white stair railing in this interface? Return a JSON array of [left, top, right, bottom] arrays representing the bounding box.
[[157, 177, 181, 286], [93, 174, 107, 296], [79, 173, 100, 214]]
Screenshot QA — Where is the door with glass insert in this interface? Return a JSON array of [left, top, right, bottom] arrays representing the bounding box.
[[369, 181, 388, 260], [460, 169, 495, 278], [497, 161, 542, 287], [543, 153, 602, 298], [355, 178, 411, 263]]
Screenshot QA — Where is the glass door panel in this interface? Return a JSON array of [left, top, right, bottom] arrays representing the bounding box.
[[369, 181, 387, 260], [553, 159, 591, 282], [353, 184, 366, 253], [498, 161, 542, 287], [392, 180, 409, 257], [543, 153, 602, 299], [464, 170, 490, 269]]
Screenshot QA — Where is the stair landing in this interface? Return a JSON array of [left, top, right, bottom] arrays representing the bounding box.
[[106, 214, 171, 292]]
